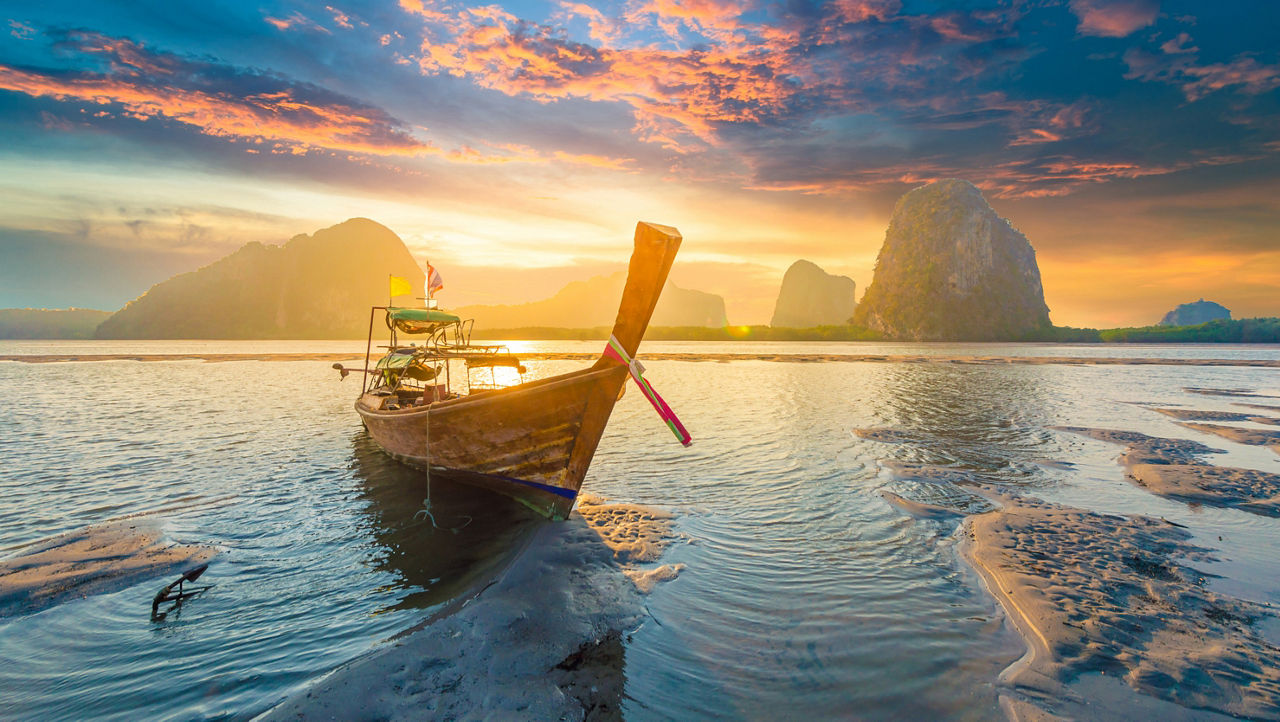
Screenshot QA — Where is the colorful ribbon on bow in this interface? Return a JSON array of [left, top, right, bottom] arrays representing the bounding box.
[[605, 335, 692, 446]]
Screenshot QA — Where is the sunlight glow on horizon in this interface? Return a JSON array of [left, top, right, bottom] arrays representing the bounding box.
[[1, 1, 1277, 326]]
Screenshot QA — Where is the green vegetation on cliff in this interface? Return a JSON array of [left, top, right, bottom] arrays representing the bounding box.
[[477, 325, 885, 342], [0, 308, 113, 339], [476, 319, 1279, 343], [854, 179, 1052, 341], [1099, 318, 1280, 343]]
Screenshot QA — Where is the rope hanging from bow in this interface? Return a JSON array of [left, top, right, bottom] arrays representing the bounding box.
[[605, 335, 692, 446]]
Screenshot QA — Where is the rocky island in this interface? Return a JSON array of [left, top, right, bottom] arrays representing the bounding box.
[[769, 260, 857, 328], [853, 179, 1052, 341], [1159, 299, 1231, 326], [94, 218, 425, 339]]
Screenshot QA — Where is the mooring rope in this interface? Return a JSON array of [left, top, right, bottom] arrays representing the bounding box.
[[414, 409, 441, 529], [410, 407, 474, 533]]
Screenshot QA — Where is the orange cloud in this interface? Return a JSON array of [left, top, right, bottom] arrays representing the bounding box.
[[0, 63, 428, 156], [1068, 0, 1158, 38], [263, 12, 332, 34], [1179, 57, 1280, 100], [1125, 45, 1280, 101], [407, 5, 810, 151]]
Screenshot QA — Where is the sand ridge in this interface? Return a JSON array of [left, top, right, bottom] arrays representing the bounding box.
[[1176, 422, 1280, 451], [1053, 427, 1280, 517], [4, 352, 1280, 367], [863, 411, 1280, 717], [265, 497, 685, 719], [0, 519, 217, 618], [1149, 407, 1263, 423], [576, 493, 686, 593], [963, 494, 1280, 719], [262, 514, 651, 720], [1186, 387, 1280, 398], [875, 460, 997, 519]]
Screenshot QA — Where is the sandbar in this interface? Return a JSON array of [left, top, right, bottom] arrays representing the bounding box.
[[264, 497, 682, 720], [963, 495, 1280, 719], [1149, 408, 1257, 422], [876, 460, 996, 519], [3, 352, 1280, 367], [0, 519, 217, 618], [1176, 422, 1280, 451], [1186, 387, 1280, 398], [854, 428, 930, 443], [1053, 426, 1280, 517]]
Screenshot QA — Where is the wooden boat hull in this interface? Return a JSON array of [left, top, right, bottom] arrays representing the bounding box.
[[353, 221, 682, 520], [357, 365, 629, 519]]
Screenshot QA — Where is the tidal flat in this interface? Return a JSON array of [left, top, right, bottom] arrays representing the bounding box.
[[1, 340, 1278, 719]]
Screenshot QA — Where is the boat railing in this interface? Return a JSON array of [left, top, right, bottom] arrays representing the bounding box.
[[361, 305, 525, 400]]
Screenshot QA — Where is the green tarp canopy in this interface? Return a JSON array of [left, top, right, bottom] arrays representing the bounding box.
[[375, 352, 415, 369], [387, 307, 461, 323], [386, 307, 461, 334]]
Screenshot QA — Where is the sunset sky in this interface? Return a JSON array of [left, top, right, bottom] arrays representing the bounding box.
[[1, 0, 1277, 327]]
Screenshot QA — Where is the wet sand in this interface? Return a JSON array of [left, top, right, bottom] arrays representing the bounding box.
[[264, 498, 681, 720], [576, 494, 686, 593], [4, 352, 1280, 367], [869, 384, 1280, 719], [1149, 407, 1264, 423], [1055, 426, 1280, 517], [1186, 387, 1280, 398], [1176, 422, 1280, 451], [963, 494, 1280, 719], [0, 520, 217, 618]]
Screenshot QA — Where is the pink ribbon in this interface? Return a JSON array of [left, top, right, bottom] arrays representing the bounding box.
[[604, 335, 692, 446]]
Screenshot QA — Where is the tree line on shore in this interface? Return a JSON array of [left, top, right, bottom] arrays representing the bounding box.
[[472, 317, 1280, 344]]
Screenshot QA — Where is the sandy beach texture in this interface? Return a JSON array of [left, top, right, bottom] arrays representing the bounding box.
[[1186, 388, 1280, 398], [874, 460, 996, 520], [0, 520, 217, 618], [3, 352, 1280, 367], [1177, 422, 1280, 452], [264, 498, 681, 720], [1055, 427, 1280, 517], [1149, 407, 1271, 423], [963, 494, 1280, 719], [576, 493, 686, 593]]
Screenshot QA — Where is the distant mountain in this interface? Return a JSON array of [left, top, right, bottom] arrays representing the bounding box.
[[853, 179, 1051, 340], [1159, 299, 1231, 327], [454, 272, 726, 330], [0, 308, 113, 339], [770, 260, 856, 327], [95, 218, 424, 339]]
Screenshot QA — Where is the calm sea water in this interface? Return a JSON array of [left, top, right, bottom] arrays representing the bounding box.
[[1, 341, 1278, 720]]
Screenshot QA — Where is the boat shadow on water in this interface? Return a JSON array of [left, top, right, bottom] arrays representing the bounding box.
[[263, 432, 635, 719], [348, 430, 544, 614]]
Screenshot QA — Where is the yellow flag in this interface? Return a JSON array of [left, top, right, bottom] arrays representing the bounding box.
[[389, 275, 412, 297]]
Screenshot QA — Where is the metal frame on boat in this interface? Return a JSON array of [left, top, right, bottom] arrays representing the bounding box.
[[338, 221, 683, 519]]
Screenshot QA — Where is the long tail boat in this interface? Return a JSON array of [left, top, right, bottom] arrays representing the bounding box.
[[336, 222, 689, 520]]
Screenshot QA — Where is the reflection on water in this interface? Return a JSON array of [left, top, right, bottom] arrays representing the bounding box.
[[0, 359, 545, 721], [349, 432, 541, 612], [0, 343, 1277, 719], [866, 363, 1058, 484]]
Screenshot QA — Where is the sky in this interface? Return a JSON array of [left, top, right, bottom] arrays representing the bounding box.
[[0, 0, 1277, 327]]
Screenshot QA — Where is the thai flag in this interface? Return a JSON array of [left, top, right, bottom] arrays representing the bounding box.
[[427, 264, 444, 297]]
